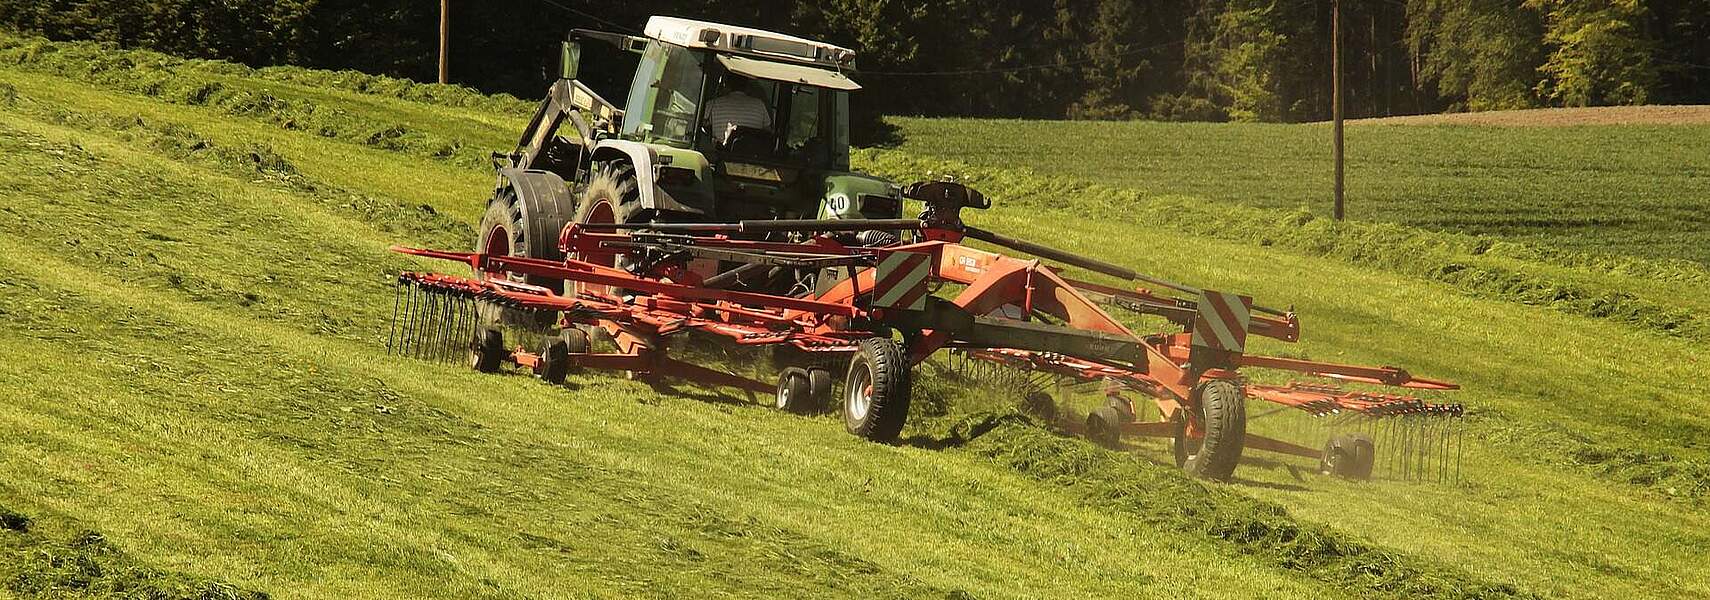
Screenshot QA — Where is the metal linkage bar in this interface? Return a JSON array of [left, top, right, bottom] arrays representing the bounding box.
[[602, 239, 878, 269], [1239, 355, 1459, 390], [393, 246, 861, 317]]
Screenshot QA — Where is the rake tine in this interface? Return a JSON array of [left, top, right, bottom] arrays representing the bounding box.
[[1387, 417, 1399, 480], [391, 279, 405, 355], [1439, 418, 1450, 484], [432, 289, 448, 362], [429, 289, 444, 362], [412, 287, 428, 360], [448, 291, 461, 361], [1408, 417, 1420, 481], [440, 290, 457, 363], [1418, 418, 1432, 481], [461, 296, 475, 359], [1438, 418, 1450, 482], [1418, 418, 1430, 482], [388, 277, 403, 353], [1433, 418, 1444, 483], [1456, 419, 1464, 483], [1392, 418, 1403, 480], [450, 295, 465, 364], [1395, 417, 1406, 481], [421, 289, 440, 361], [1405, 418, 1415, 481], [402, 281, 420, 357], [426, 288, 442, 361], [1421, 417, 1434, 481], [1431, 419, 1441, 481]]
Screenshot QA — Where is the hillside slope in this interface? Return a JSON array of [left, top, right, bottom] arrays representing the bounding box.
[[2, 36, 1707, 599]]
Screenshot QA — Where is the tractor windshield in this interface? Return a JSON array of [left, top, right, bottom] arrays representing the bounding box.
[[624, 42, 706, 146]]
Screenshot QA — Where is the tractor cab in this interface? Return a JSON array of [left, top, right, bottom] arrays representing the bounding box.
[[616, 17, 857, 169], [550, 17, 895, 224]]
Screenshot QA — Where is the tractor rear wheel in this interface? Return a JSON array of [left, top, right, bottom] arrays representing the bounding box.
[[843, 338, 911, 443], [476, 185, 571, 328], [1175, 379, 1247, 480]]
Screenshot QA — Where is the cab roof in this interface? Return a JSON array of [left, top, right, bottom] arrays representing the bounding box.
[[644, 16, 856, 70]]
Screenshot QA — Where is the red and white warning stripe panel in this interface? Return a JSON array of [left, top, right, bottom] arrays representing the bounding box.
[[1191, 290, 1253, 353], [871, 250, 932, 311]]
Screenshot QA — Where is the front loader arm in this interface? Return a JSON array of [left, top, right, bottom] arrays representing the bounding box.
[[505, 79, 624, 172]]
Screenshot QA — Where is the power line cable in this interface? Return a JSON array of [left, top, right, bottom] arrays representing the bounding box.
[[533, 0, 640, 34]]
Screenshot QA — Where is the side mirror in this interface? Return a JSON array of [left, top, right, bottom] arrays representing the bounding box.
[[560, 40, 581, 80]]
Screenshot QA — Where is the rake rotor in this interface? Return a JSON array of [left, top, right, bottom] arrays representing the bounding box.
[[384, 178, 1468, 482]]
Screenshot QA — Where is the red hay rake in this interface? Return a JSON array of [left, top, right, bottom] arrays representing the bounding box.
[[388, 181, 1463, 481]]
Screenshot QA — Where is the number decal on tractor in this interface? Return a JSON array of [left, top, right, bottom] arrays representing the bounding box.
[[826, 193, 850, 215]]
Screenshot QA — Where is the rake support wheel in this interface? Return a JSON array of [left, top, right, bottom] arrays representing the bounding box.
[[775, 367, 818, 414], [1085, 405, 1123, 449], [536, 338, 571, 385], [807, 367, 834, 410], [1174, 379, 1247, 480], [843, 338, 911, 442], [560, 328, 590, 373], [470, 328, 505, 374], [1321, 432, 1376, 480], [1023, 391, 1057, 422]]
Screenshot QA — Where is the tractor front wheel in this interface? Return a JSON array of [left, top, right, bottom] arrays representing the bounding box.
[[843, 338, 911, 443], [572, 161, 645, 297], [476, 186, 569, 328], [1174, 379, 1247, 480]]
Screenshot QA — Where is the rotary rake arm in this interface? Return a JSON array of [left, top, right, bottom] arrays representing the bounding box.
[[386, 180, 1464, 481]]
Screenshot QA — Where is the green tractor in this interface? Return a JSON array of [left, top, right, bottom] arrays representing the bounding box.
[[478, 16, 904, 295]]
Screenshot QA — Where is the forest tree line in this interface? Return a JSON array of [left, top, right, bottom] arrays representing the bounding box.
[[3, 0, 1707, 123]]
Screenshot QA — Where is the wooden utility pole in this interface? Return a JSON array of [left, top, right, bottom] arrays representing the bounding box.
[[438, 0, 450, 84], [1332, 0, 1345, 220]]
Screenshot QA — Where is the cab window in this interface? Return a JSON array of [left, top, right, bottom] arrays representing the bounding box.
[[623, 42, 706, 147]]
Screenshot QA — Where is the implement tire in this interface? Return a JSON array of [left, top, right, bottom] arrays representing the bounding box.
[[1178, 380, 1247, 480], [775, 367, 818, 415], [1085, 405, 1123, 449], [470, 328, 505, 374], [1321, 432, 1376, 480], [843, 338, 911, 443]]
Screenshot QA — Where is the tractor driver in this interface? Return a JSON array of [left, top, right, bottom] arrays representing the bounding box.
[[702, 74, 772, 145]]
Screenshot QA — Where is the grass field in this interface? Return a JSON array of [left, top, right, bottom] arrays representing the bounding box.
[[2, 35, 1709, 599], [889, 117, 1710, 267]]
